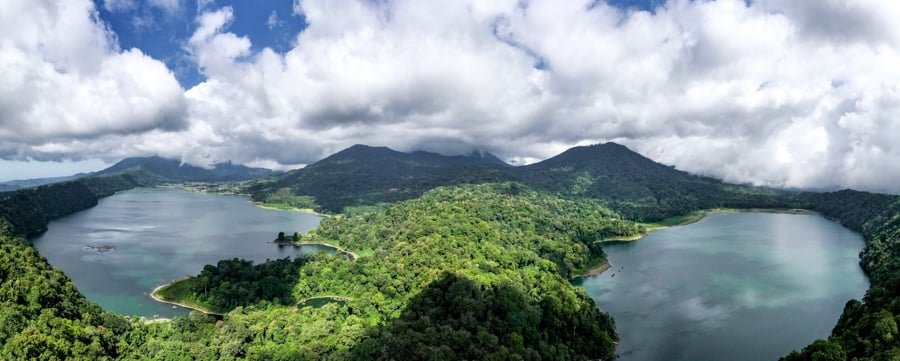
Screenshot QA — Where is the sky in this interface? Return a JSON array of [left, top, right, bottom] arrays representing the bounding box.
[[1, 0, 900, 194]]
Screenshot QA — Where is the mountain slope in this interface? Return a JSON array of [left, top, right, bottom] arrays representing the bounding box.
[[0, 157, 279, 192], [0, 175, 80, 192], [250, 145, 516, 212], [253, 142, 784, 219], [96, 156, 279, 182], [517, 143, 787, 220]]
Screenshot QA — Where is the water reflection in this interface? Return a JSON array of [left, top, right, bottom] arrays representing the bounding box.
[[31, 188, 326, 317], [578, 212, 868, 361]]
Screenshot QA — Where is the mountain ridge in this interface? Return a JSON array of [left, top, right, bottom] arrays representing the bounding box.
[[0, 156, 279, 191], [251, 142, 785, 219]]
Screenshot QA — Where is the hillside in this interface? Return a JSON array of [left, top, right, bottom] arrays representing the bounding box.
[[252, 142, 786, 220], [0, 173, 151, 359], [96, 156, 279, 182], [516, 143, 788, 220], [0, 175, 79, 192], [3, 143, 900, 360], [249, 145, 516, 212], [0, 220, 131, 360], [0, 173, 154, 236], [130, 183, 638, 360], [0, 157, 278, 192]]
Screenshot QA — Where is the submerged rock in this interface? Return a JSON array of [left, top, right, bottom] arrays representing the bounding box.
[[85, 244, 116, 253]]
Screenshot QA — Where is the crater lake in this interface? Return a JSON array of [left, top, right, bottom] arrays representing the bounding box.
[[30, 188, 328, 318], [576, 212, 868, 361]]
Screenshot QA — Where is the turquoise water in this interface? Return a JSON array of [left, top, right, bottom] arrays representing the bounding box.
[[30, 188, 327, 318], [576, 212, 868, 361]]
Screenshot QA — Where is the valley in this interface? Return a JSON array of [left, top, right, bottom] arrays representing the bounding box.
[[0, 143, 898, 360]]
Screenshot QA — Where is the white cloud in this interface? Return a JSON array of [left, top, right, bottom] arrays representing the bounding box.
[[0, 0, 186, 160], [5, 0, 900, 193], [169, 0, 900, 193], [267, 10, 280, 30]]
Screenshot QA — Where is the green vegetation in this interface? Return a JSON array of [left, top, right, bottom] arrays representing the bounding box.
[[123, 183, 639, 360], [96, 156, 279, 183], [247, 145, 520, 213], [4, 143, 900, 360], [152, 277, 215, 313], [0, 219, 131, 360], [0, 173, 152, 236], [156, 258, 307, 313], [260, 188, 319, 211], [249, 143, 789, 221]]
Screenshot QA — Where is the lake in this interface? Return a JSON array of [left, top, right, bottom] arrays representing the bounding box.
[[30, 188, 327, 318], [575, 212, 868, 361]]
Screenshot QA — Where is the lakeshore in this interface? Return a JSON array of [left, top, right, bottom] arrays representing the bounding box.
[[253, 202, 332, 217], [579, 211, 867, 361], [150, 279, 223, 316], [272, 240, 359, 261], [576, 208, 820, 280], [600, 208, 817, 244]]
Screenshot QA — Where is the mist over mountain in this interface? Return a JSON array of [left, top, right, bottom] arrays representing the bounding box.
[[95, 156, 279, 182], [0, 156, 279, 191], [251, 142, 784, 219]]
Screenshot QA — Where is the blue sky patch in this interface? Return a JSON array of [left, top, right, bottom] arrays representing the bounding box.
[[94, 0, 307, 88]]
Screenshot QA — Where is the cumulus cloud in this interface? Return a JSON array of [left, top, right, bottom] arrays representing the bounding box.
[[0, 0, 186, 160], [171, 0, 900, 192], [4, 0, 900, 193]]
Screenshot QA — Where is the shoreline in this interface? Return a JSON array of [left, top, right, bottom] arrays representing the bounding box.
[[576, 207, 820, 280], [154, 184, 330, 217], [150, 241, 358, 316], [292, 241, 358, 261], [253, 202, 331, 217], [572, 259, 612, 280], [600, 207, 818, 244], [150, 279, 223, 317]]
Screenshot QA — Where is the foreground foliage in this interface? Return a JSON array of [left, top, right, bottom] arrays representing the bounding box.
[[157, 258, 307, 313], [3, 144, 900, 361], [0, 220, 131, 360], [127, 183, 639, 360]]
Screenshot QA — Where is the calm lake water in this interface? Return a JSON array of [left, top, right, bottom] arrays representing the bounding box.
[[576, 212, 868, 361], [31, 188, 326, 318]]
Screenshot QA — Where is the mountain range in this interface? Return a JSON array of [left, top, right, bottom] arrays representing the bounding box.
[[250, 142, 785, 220], [2, 143, 785, 222], [1, 141, 898, 360], [0, 156, 279, 192]]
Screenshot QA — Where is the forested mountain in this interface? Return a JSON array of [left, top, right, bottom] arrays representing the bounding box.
[[133, 183, 637, 360], [252, 142, 786, 220], [249, 145, 516, 212], [0, 156, 277, 192], [3, 143, 900, 360], [96, 156, 279, 182], [516, 143, 789, 220], [0, 173, 153, 236], [0, 175, 79, 192]]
